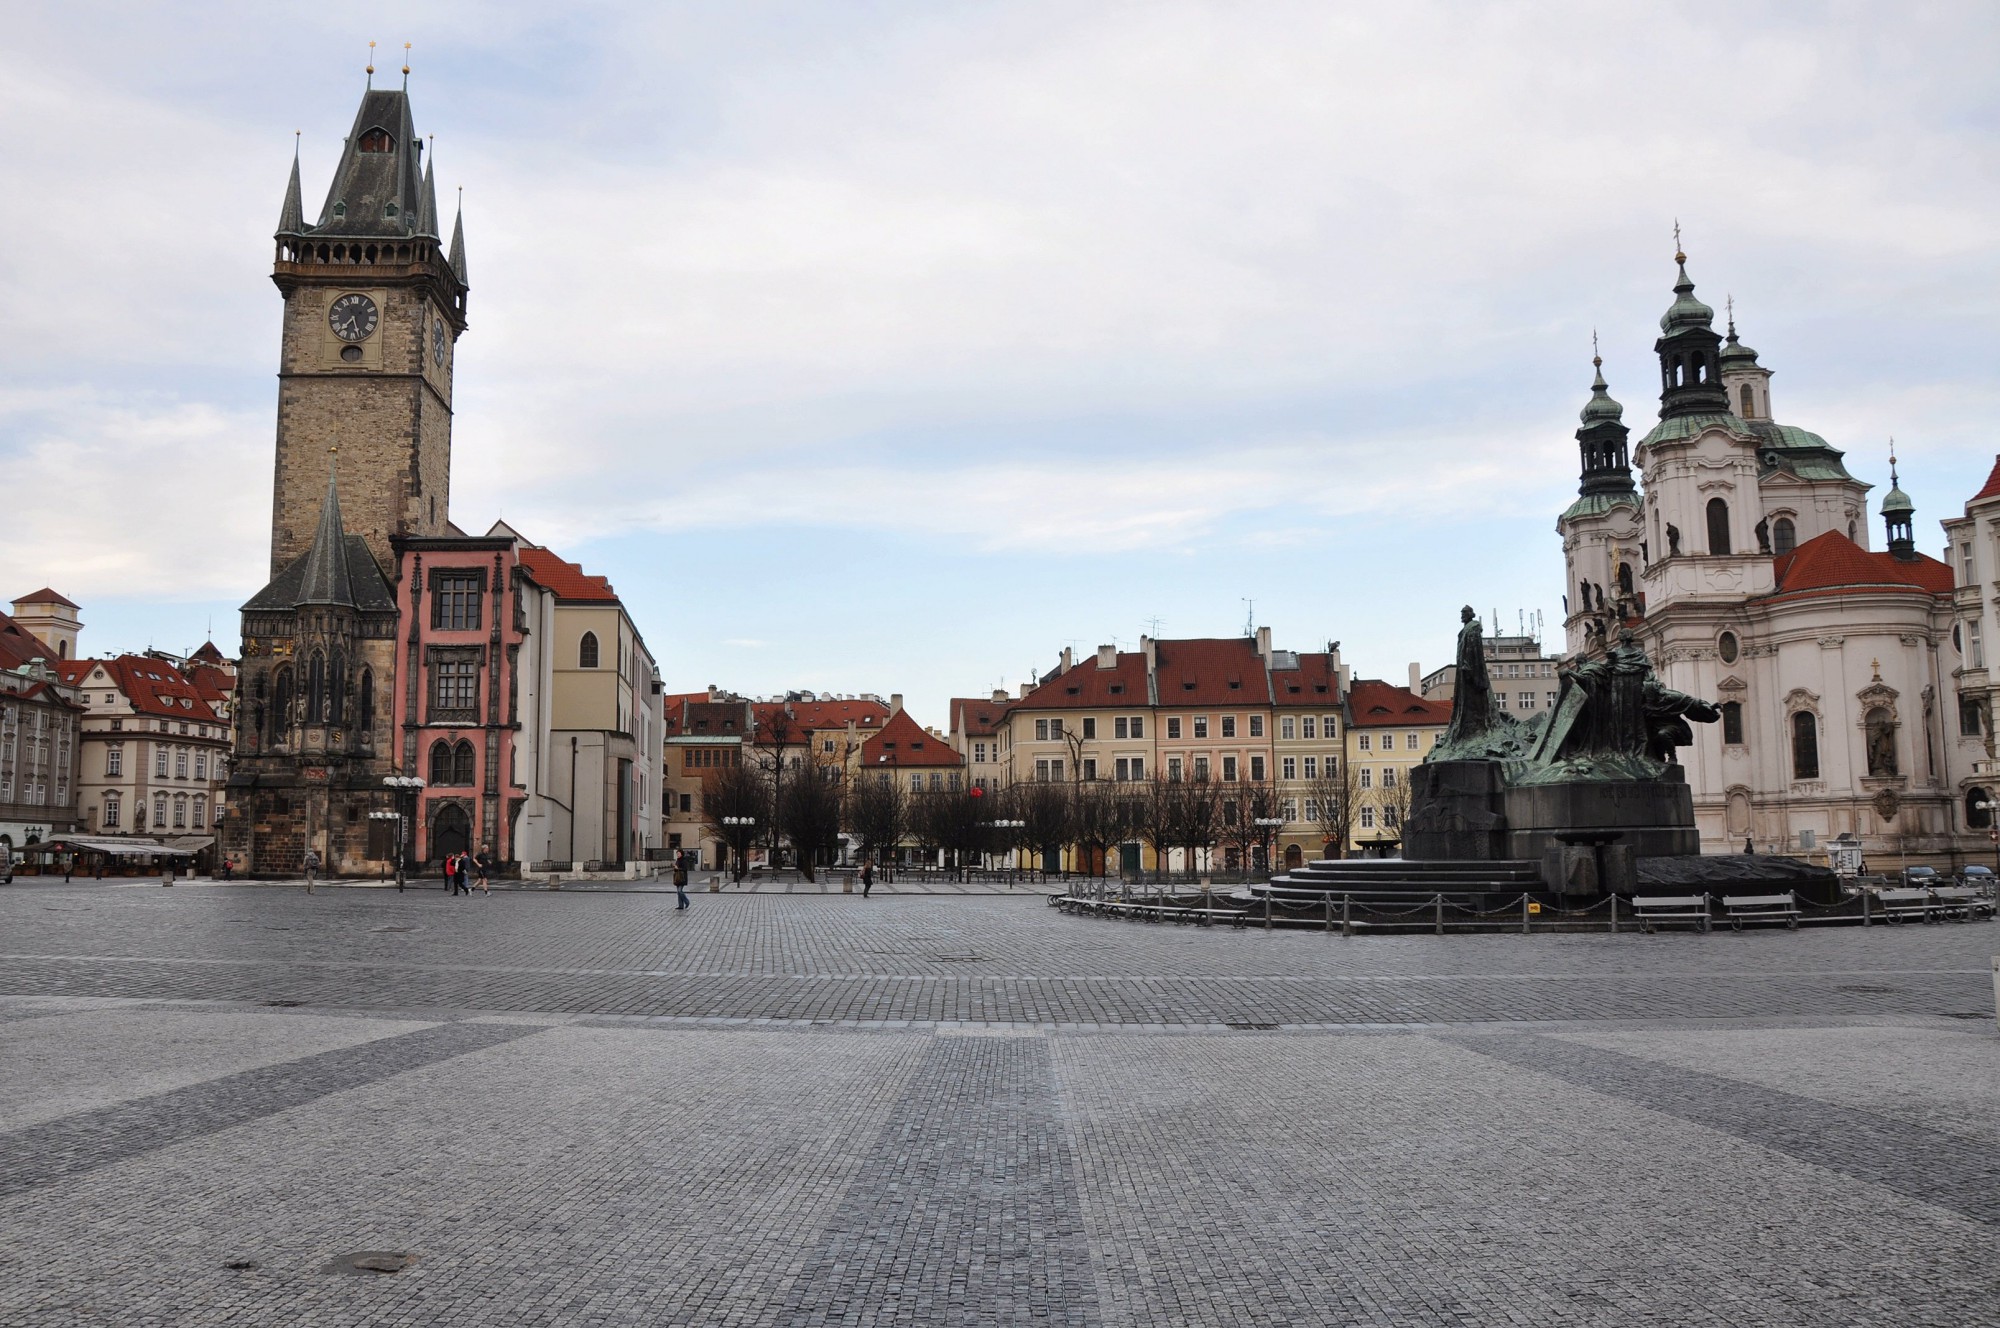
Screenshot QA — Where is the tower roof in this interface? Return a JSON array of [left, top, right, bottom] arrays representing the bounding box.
[[313, 88, 426, 238], [1719, 311, 1761, 368], [1659, 257, 1715, 335], [1579, 358, 1624, 425], [276, 144, 305, 236], [296, 467, 357, 606], [448, 199, 468, 283]]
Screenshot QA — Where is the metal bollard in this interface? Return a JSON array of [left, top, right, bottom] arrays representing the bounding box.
[[1264, 893, 1272, 930], [1609, 892, 1618, 933], [1342, 894, 1352, 937], [1862, 889, 1871, 927], [1522, 894, 1531, 935], [1434, 893, 1443, 936], [1325, 894, 1333, 933]]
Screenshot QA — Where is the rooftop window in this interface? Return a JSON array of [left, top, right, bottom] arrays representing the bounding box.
[[358, 127, 394, 154]]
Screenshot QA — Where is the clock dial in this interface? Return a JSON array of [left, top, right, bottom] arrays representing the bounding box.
[[328, 293, 379, 343], [432, 319, 447, 366]]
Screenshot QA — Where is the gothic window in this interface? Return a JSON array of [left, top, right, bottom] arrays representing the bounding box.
[[272, 668, 292, 743], [359, 669, 375, 731], [430, 740, 455, 785], [358, 127, 394, 153], [453, 741, 477, 786], [1967, 788, 1994, 830], [1706, 498, 1732, 556], [1864, 708, 1897, 778], [329, 650, 345, 726], [1720, 701, 1744, 746], [1772, 517, 1796, 555], [433, 573, 482, 631], [579, 632, 600, 669], [306, 652, 325, 723], [1739, 384, 1754, 416], [1791, 711, 1819, 781]]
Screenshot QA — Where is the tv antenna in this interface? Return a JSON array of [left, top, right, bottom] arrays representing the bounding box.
[[1143, 616, 1165, 638], [1241, 599, 1255, 637]]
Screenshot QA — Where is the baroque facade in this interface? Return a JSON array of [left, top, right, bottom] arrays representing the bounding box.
[[1557, 252, 1960, 862]]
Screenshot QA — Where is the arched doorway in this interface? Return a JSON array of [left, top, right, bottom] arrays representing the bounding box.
[[1284, 844, 1303, 870], [431, 803, 471, 864]]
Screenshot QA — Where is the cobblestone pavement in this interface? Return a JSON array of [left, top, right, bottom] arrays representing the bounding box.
[[1, 883, 1996, 1326]]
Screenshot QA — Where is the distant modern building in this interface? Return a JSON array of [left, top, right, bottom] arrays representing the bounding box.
[[1419, 631, 1562, 718]]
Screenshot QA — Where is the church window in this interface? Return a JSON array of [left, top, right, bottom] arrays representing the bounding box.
[[359, 669, 374, 731], [1960, 695, 1983, 737], [306, 652, 325, 723], [1790, 711, 1819, 780], [358, 127, 394, 154], [579, 632, 600, 669], [1720, 701, 1744, 746], [429, 740, 455, 785], [1864, 708, 1897, 778], [453, 741, 477, 786], [1739, 384, 1754, 416], [1718, 632, 1739, 664], [329, 650, 345, 726], [272, 668, 292, 743], [1966, 788, 1993, 830], [1772, 518, 1796, 556], [433, 573, 482, 631], [1706, 498, 1732, 556]]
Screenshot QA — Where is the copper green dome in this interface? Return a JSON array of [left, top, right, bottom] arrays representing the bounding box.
[[1659, 258, 1715, 334], [1881, 481, 1914, 516], [1580, 359, 1624, 425], [1719, 323, 1759, 367]]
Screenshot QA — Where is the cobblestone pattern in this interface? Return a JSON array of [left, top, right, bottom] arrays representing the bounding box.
[[774, 1035, 1099, 1327], [1452, 1031, 2000, 1226], [0, 1021, 534, 1200]]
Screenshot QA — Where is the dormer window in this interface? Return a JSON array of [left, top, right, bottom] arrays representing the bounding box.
[[358, 128, 394, 154]]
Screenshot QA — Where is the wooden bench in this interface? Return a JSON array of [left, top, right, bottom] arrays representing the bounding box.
[[1927, 886, 1995, 921], [1632, 894, 1710, 932], [1720, 891, 1800, 928], [1871, 887, 1934, 923]]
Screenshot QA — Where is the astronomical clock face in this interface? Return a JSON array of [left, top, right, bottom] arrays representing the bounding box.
[[432, 318, 447, 366], [329, 293, 379, 343]]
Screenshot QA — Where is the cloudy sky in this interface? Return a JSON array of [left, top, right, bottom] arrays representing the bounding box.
[[4, 3, 1997, 725]]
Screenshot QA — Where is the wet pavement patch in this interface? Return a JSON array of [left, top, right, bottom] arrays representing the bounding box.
[[325, 1251, 413, 1275]]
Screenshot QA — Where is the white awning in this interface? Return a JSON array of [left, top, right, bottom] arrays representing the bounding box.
[[41, 836, 198, 858]]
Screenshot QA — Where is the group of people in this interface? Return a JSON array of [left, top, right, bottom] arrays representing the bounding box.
[[444, 847, 494, 896]]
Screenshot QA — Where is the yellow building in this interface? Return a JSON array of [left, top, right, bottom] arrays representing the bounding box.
[[1342, 678, 1452, 856]]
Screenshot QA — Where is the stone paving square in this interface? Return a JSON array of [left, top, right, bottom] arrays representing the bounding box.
[[0, 882, 1996, 1326]]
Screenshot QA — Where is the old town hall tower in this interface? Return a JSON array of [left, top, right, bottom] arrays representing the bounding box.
[[270, 83, 467, 576]]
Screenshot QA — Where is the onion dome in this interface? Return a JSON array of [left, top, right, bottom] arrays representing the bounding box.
[[1659, 254, 1714, 334], [1580, 356, 1624, 426]]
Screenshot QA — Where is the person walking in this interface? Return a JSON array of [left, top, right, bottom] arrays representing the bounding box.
[[303, 847, 321, 894], [219, 858, 233, 882], [672, 850, 690, 910], [474, 845, 494, 896], [861, 857, 874, 899], [449, 851, 469, 896]]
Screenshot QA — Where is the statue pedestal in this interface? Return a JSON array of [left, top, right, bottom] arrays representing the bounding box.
[[1404, 761, 1508, 860], [1500, 773, 1700, 867]]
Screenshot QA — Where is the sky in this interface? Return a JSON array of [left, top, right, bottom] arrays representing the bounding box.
[[4, 3, 1998, 727]]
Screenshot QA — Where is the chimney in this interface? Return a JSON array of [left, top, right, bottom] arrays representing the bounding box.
[[1019, 682, 1032, 699], [1141, 635, 1157, 669], [890, 693, 903, 715], [1337, 664, 1351, 695], [1256, 625, 1271, 658], [1407, 662, 1422, 692], [1060, 646, 1073, 673], [991, 688, 1008, 703], [1096, 644, 1116, 669], [707, 684, 717, 701]]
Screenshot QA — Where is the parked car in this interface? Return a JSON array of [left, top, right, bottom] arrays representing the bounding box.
[[1959, 864, 1995, 889], [1899, 865, 1941, 888]]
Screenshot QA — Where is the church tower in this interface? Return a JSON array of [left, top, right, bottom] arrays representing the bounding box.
[[269, 77, 468, 577], [1558, 353, 1643, 656]]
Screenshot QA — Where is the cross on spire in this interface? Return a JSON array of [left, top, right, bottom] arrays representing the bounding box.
[[1673, 218, 1684, 263]]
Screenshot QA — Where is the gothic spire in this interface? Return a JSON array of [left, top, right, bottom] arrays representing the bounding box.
[[296, 456, 359, 607], [276, 136, 305, 236], [448, 192, 468, 284], [417, 153, 439, 237]]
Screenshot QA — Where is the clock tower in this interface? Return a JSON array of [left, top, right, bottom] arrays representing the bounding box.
[[269, 83, 468, 577]]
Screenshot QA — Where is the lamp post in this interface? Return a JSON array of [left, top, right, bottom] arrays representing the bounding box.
[[382, 775, 425, 890], [721, 815, 757, 885], [990, 818, 1025, 886], [1253, 816, 1284, 877], [1975, 800, 1999, 897]]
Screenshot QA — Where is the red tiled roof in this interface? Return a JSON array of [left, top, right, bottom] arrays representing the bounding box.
[[0, 612, 56, 670], [1270, 652, 1340, 702], [517, 546, 619, 603], [1769, 531, 1952, 600], [1345, 679, 1452, 728], [1972, 456, 2000, 504], [189, 641, 227, 665], [1152, 637, 1271, 706], [667, 699, 749, 738], [1014, 652, 1151, 710], [12, 587, 78, 610], [861, 709, 964, 768], [950, 696, 1011, 738], [69, 655, 222, 722], [750, 698, 891, 743]]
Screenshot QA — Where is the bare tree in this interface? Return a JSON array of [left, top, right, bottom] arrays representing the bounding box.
[[1134, 776, 1180, 882], [1018, 778, 1072, 876], [1219, 780, 1279, 875], [909, 786, 992, 878], [1176, 774, 1222, 877], [754, 705, 799, 865], [844, 771, 907, 870], [1304, 756, 1360, 861], [701, 760, 768, 883], [1069, 779, 1137, 878], [778, 761, 843, 882], [1371, 763, 1416, 853]]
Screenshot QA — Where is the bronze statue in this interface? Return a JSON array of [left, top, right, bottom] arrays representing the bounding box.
[[1532, 630, 1717, 772], [1442, 606, 1494, 749]]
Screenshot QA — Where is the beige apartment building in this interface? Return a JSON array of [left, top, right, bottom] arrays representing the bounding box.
[[1343, 678, 1452, 856]]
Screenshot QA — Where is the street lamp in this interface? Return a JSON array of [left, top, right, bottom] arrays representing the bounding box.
[[989, 818, 1025, 885], [381, 775, 425, 890], [721, 815, 757, 884], [1253, 816, 1284, 876]]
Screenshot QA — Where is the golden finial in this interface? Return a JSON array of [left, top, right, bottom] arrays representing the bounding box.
[[403, 42, 412, 77], [366, 41, 376, 87], [1673, 218, 1685, 265]]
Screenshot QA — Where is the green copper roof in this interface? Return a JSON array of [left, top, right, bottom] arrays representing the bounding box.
[[1881, 482, 1914, 515], [1719, 325, 1760, 367], [1638, 411, 1755, 449], [1659, 260, 1715, 334], [1748, 420, 1859, 483], [1561, 490, 1640, 522], [1580, 361, 1624, 425]]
